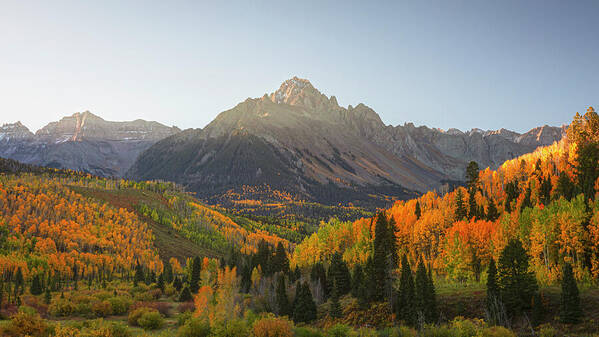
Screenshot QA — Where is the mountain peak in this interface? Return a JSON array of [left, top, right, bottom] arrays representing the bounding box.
[[270, 77, 337, 109]]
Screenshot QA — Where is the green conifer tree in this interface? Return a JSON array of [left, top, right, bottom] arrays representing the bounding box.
[[329, 278, 342, 318], [178, 286, 192, 302], [397, 255, 416, 326], [455, 189, 467, 221], [189, 256, 202, 293], [275, 275, 290, 317], [497, 239, 538, 318], [30, 274, 43, 295], [414, 201, 421, 220], [560, 263, 582, 324]]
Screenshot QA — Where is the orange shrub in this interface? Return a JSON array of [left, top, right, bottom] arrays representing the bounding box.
[[251, 315, 294, 337]]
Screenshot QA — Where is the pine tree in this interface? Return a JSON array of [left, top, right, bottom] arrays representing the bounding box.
[[468, 188, 478, 219], [157, 273, 165, 293], [373, 212, 390, 302], [364, 256, 376, 304], [397, 255, 416, 326], [555, 173, 575, 201], [531, 292, 544, 327], [311, 262, 328, 298], [539, 176, 552, 205], [414, 201, 421, 220], [560, 263, 582, 324], [275, 275, 290, 317], [425, 267, 438, 324], [486, 258, 501, 324], [273, 242, 290, 274], [351, 264, 364, 298], [30, 274, 43, 295], [329, 278, 342, 318], [133, 263, 144, 287], [164, 261, 174, 284], [414, 260, 428, 323], [521, 186, 533, 212], [173, 276, 182, 291], [466, 161, 480, 190], [44, 288, 51, 305], [486, 199, 499, 221], [293, 282, 317, 323], [189, 256, 202, 293], [328, 252, 351, 296], [178, 286, 192, 302], [497, 239, 538, 317], [455, 189, 467, 221], [575, 142, 599, 202], [15, 267, 24, 296]]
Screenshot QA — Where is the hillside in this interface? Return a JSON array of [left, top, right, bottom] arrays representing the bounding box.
[[129, 77, 564, 208]]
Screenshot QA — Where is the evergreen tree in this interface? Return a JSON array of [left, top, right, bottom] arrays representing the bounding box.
[[497, 239, 538, 317], [414, 201, 421, 220], [373, 212, 390, 302], [466, 161, 480, 190], [425, 267, 439, 324], [560, 263, 582, 324], [414, 260, 428, 323], [157, 273, 165, 293], [363, 256, 376, 304], [273, 242, 290, 274], [15, 267, 24, 296], [255, 240, 272, 275], [329, 278, 342, 318], [164, 261, 174, 284], [133, 263, 144, 287], [44, 288, 51, 305], [486, 199, 499, 221], [173, 276, 182, 292], [468, 188, 478, 219], [30, 274, 43, 295], [293, 282, 317, 323], [531, 292, 544, 327], [486, 258, 501, 324], [328, 252, 351, 296], [397, 255, 416, 326], [189, 256, 202, 293], [178, 286, 192, 302], [539, 176, 552, 205], [310, 262, 328, 298], [275, 275, 290, 317], [455, 189, 467, 221], [555, 173, 576, 201], [351, 264, 364, 298], [521, 186, 533, 212]]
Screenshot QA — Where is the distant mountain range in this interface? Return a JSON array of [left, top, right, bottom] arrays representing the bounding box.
[[0, 112, 179, 177], [0, 78, 565, 207], [127, 77, 566, 207]]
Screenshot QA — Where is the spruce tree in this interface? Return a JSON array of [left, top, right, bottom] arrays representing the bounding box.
[[44, 288, 51, 305], [556, 173, 575, 201], [560, 263, 582, 324], [173, 276, 182, 291], [466, 161, 480, 190], [531, 292, 544, 327], [164, 261, 174, 284], [310, 262, 327, 297], [364, 256, 376, 303], [30, 274, 43, 295], [329, 278, 342, 318], [468, 188, 478, 219], [293, 282, 317, 323], [425, 267, 438, 324], [15, 267, 24, 296], [486, 258, 501, 324], [414, 201, 421, 220], [133, 263, 144, 287], [397, 255, 416, 326], [275, 275, 290, 317], [575, 142, 599, 202], [273, 242, 290, 274], [328, 252, 351, 296], [178, 286, 192, 302], [497, 239, 538, 317], [157, 273, 165, 293], [486, 199, 499, 221], [189, 256, 202, 293], [414, 260, 428, 323], [351, 264, 364, 298], [373, 212, 389, 302]]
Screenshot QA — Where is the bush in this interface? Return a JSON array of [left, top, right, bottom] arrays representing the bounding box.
[[211, 319, 248, 337], [92, 300, 112, 317], [52, 324, 81, 337], [177, 317, 211, 337], [108, 297, 131, 315], [477, 326, 516, 337], [326, 324, 354, 337], [2, 310, 48, 337], [378, 327, 418, 337], [106, 322, 133, 337], [138, 310, 164, 330], [294, 326, 324, 337], [252, 315, 294, 337], [178, 301, 195, 313], [537, 324, 558, 337], [131, 301, 171, 317], [128, 307, 156, 326], [48, 298, 77, 317], [177, 311, 194, 326]]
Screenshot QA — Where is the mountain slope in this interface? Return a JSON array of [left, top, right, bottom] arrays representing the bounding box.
[[129, 77, 564, 207], [0, 111, 180, 177]]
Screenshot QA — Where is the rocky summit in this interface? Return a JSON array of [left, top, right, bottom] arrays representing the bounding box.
[[0, 111, 180, 177], [128, 77, 565, 207]]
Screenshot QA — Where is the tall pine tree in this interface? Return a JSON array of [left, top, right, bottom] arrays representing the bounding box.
[[189, 256, 202, 293], [373, 212, 390, 302], [497, 239, 538, 318], [276, 275, 290, 317], [560, 263, 582, 324], [397, 255, 416, 326]]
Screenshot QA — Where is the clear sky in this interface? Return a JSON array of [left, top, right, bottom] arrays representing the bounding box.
[[1, 0, 597, 133]]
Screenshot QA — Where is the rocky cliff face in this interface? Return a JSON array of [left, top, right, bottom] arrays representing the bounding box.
[[0, 112, 180, 177], [128, 77, 565, 206]]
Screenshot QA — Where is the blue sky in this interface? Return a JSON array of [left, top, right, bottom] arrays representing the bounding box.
[[1, 0, 597, 132]]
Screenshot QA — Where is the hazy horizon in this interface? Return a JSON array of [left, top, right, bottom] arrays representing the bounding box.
[[2, 0, 597, 132]]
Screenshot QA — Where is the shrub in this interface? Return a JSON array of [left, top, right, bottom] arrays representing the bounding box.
[[177, 311, 194, 326], [537, 324, 558, 337], [3, 309, 48, 337], [477, 326, 516, 337], [211, 319, 248, 337], [131, 301, 171, 317], [326, 324, 354, 337], [128, 307, 156, 326], [108, 296, 131, 315], [178, 301, 195, 313], [252, 315, 294, 337], [52, 324, 81, 337], [138, 310, 164, 330], [106, 322, 133, 337], [294, 326, 324, 337], [92, 300, 113, 317], [48, 298, 76, 317], [177, 317, 211, 337]]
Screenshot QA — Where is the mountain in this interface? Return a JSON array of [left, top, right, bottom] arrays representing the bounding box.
[[128, 77, 565, 207], [0, 111, 180, 177]]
